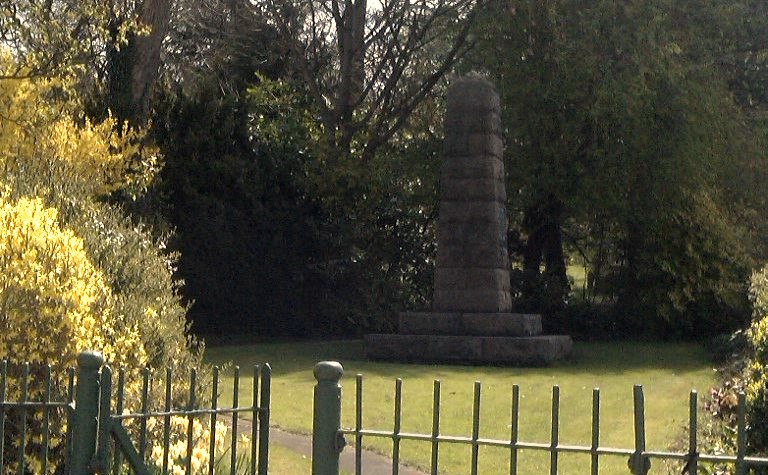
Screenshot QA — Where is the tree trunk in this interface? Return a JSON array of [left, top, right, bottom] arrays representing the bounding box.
[[335, 0, 367, 154], [542, 196, 568, 287], [130, 0, 172, 126], [521, 193, 569, 304]]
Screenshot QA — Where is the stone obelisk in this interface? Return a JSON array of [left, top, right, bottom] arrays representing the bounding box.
[[434, 76, 511, 313], [365, 77, 572, 365]]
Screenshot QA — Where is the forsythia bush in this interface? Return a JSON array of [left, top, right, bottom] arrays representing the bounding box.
[[0, 50, 210, 472], [0, 51, 157, 199], [703, 264, 768, 475], [0, 195, 146, 370], [148, 417, 230, 475], [745, 265, 768, 453]]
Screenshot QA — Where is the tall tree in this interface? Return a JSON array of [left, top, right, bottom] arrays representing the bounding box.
[[130, 0, 172, 124], [262, 0, 481, 163], [103, 0, 171, 125], [0, 0, 112, 79], [470, 0, 765, 335]]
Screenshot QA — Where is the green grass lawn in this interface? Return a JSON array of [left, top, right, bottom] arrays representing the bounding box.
[[267, 444, 313, 474], [205, 340, 716, 475]]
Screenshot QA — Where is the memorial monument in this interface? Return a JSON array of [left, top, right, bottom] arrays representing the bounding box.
[[365, 76, 573, 365]]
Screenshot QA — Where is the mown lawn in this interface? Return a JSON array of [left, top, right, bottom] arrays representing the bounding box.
[[205, 340, 716, 475]]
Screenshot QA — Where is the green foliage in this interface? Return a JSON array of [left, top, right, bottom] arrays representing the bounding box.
[[0, 53, 208, 471], [153, 73, 440, 336], [152, 80, 322, 335], [470, 0, 764, 336], [745, 266, 768, 452], [703, 265, 768, 467], [0, 0, 114, 78]]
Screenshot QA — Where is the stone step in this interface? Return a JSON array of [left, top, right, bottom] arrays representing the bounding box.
[[365, 334, 573, 366], [399, 312, 542, 337]]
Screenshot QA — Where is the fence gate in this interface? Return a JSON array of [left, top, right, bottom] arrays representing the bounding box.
[[71, 351, 272, 475]]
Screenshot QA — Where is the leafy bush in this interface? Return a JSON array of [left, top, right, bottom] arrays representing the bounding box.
[[744, 265, 768, 453], [702, 264, 768, 473], [0, 52, 208, 472], [152, 77, 439, 337], [0, 196, 146, 371]]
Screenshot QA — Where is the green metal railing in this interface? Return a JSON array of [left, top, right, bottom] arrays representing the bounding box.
[[0, 352, 271, 475], [0, 359, 75, 475], [6, 355, 768, 474], [310, 361, 768, 475]]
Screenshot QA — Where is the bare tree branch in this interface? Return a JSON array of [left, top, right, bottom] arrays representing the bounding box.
[[266, 0, 482, 161]]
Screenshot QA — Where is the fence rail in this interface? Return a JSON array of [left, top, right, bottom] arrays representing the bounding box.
[[0, 352, 271, 475], [0, 359, 75, 475], [311, 361, 768, 475], [4, 354, 768, 474]]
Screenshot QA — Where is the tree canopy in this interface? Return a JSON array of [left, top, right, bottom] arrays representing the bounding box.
[[466, 0, 767, 337], [3, 0, 768, 339]]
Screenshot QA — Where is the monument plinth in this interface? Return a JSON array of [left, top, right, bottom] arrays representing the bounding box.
[[365, 77, 572, 365]]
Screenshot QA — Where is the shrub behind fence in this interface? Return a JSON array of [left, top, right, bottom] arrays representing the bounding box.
[[0, 352, 270, 475]]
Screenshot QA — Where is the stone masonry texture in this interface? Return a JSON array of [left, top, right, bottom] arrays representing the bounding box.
[[433, 76, 512, 312], [364, 76, 573, 366]]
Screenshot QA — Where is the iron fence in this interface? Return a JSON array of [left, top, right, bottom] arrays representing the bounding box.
[[311, 361, 768, 475], [5, 354, 768, 474], [0, 352, 271, 475], [0, 360, 75, 475]]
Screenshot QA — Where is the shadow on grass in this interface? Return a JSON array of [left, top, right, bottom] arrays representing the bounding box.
[[204, 339, 710, 380]]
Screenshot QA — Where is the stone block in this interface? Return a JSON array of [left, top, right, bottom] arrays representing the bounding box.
[[398, 312, 542, 337], [441, 155, 505, 180], [398, 312, 462, 334], [364, 334, 573, 365], [437, 221, 507, 249], [436, 244, 509, 269], [444, 111, 501, 135], [461, 313, 542, 336], [429, 335, 483, 360], [481, 336, 574, 365], [434, 268, 510, 292], [433, 289, 512, 313], [446, 77, 501, 113], [439, 178, 506, 202], [438, 200, 506, 223], [444, 133, 503, 157]]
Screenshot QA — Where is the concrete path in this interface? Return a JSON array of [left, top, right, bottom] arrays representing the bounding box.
[[234, 418, 427, 474], [270, 427, 428, 475]]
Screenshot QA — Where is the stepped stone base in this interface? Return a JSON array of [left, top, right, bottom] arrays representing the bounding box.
[[399, 312, 542, 336], [365, 313, 573, 366], [365, 333, 573, 366], [364, 79, 573, 367]]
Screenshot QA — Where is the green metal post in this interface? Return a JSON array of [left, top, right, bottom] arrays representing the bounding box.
[[71, 351, 104, 475], [736, 392, 747, 475], [629, 385, 650, 475], [312, 361, 345, 475]]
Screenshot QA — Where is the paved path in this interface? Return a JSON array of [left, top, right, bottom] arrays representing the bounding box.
[[270, 426, 427, 475], [234, 418, 428, 474]]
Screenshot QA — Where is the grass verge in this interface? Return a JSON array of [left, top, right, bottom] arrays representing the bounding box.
[[205, 340, 715, 474]]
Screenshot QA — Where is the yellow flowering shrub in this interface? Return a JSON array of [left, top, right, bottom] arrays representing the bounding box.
[[0, 195, 147, 371], [0, 48, 159, 199], [148, 417, 231, 475], [0, 50, 209, 473], [0, 195, 150, 474], [744, 265, 768, 453]]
